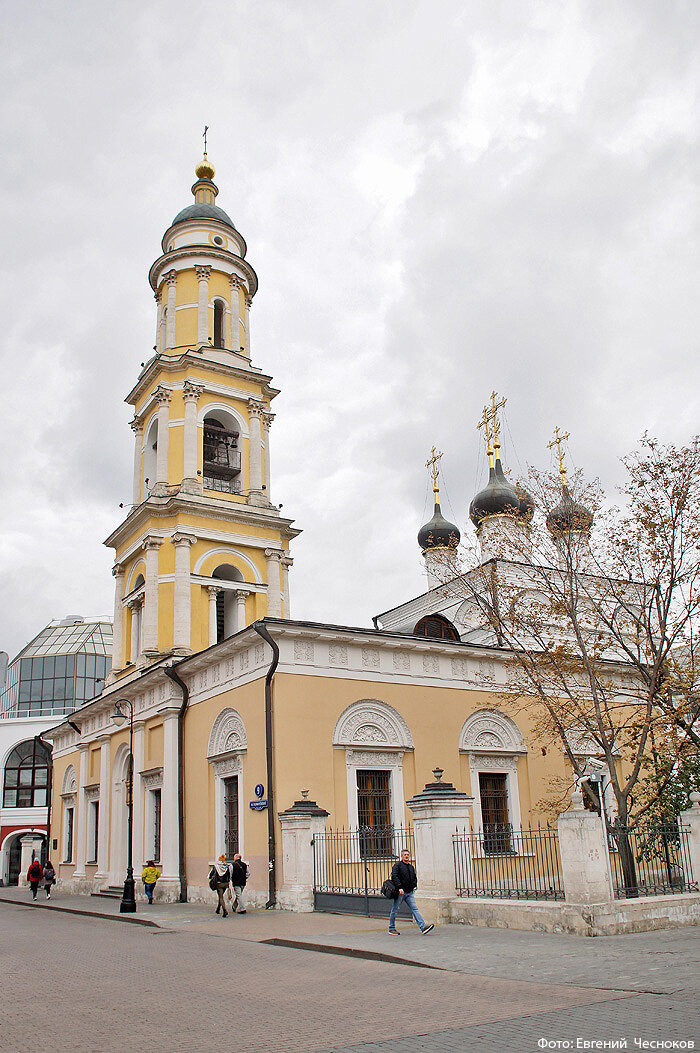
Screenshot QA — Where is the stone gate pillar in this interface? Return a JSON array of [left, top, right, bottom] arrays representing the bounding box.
[[406, 769, 473, 923], [557, 789, 613, 903], [680, 791, 700, 881], [278, 793, 329, 912]]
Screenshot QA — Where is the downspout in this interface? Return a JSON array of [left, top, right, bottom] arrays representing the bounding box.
[[164, 664, 189, 902], [252, 621, 279, 909], [34, 735, 52, 864]]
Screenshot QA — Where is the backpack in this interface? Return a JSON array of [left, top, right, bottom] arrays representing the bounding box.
[[208, 867, 219, 891], [381, 878, 396, 899]]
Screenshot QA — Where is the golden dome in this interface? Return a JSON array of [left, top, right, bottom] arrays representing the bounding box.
[[195, 155, 215, 180]]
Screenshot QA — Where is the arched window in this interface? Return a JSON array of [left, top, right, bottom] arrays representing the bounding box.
[[213, 300, 225, 348], [212, 563, 244, 642], [203, 414, 241, 494], [3, 740, 50, 808], [143, 418, 158, 493], [413, 614, 459, 641]]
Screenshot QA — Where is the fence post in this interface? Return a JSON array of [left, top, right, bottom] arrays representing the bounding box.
[[680, 791, 700, 881], [406, 770, 473, 923], [278, 795, 329, 912], [557, 789, 613, 904]]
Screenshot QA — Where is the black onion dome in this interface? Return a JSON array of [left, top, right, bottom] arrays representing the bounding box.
[[546, 486, 593, 536], [469, 459, 521, 527], [418, 502, 461, 551], [171, 201, 236, 230]]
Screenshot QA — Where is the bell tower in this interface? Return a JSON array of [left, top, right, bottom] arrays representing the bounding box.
[[105, 148, 300, 680]]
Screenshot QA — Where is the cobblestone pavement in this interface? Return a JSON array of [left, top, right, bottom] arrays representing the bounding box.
[[1, 901, 636, 1053], [2, 895, 698, 1052]]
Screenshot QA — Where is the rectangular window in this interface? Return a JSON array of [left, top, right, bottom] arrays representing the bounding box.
[[152, 788, 162, 863], [64, 806, 74, 862], [356, 770, 391, 857], [223, 776, 239, 859], [479, 772, 511, 853], [88, 801, 99, 863]]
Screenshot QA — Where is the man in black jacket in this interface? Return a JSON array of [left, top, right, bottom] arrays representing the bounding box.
[[230, 853, 248, 914], [388, 849, 434, 935]]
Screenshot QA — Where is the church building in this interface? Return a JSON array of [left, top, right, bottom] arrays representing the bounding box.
[[45, 151, 609, 908]]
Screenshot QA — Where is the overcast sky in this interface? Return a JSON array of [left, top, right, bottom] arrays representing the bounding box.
[[0, 0, 698, 660]]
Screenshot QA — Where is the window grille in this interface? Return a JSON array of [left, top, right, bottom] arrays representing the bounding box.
[[357, 770, 392, 857], [224, 776, 239, 859]]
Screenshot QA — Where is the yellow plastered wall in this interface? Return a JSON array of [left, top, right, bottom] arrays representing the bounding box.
[[183, 678, 268, 886], [146, 722, 164, 768]]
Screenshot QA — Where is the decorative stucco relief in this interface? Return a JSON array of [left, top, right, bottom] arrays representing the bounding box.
[[459, 710, 527, 754], [207, 708, 248, 758], [333, 699, 414, 750]]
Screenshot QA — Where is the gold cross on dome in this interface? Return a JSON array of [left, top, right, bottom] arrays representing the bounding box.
[[548, 426, 570, 486], [426, 446, 443, 497], [202, 125, 209, 157]]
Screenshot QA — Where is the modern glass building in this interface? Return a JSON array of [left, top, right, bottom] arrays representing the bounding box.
[[0, 617, 113, 719]]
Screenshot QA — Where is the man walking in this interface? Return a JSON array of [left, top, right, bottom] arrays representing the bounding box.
[[388, 848, 434, 935], [230, 852, 249, 914], [209, 854, 231, 917]]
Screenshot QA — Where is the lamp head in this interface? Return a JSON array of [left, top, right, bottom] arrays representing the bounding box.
[[112, 702, 127, 727]]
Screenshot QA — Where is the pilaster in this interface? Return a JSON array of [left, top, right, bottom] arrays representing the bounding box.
[[130, 418, 143, 505], [160, 711, 180, 896], [153, 386, 172, 489], [248, 399, 264, 502], [94, 736, 111, 883], [182, 381, 204, 490], [230, 275, 243, 353], [131, 721, 146, 871], [72, 745, 90, 878], [280, 556, 293, 619], [207, 585, 222, 646], [680, 792, 700, 881], [110, 563, 125, 675], [244, 293, 252, 358]]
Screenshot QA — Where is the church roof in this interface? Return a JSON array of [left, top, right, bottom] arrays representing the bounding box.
[[171, 200, 236, 230]]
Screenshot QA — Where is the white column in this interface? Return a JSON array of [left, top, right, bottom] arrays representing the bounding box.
[[230, 275, 243, 353], [172, 533, 196, 653], [182, 381, 204, 483], [130, 418, 143, 505], [95, 736, 111, 880], [128, 598, 142, 662], [262, 411, 273, 502], [161, 712, 180, 891], [244, 293, 253, 358], [110, 564, 125, 674], [165, 271, 177, 350], [236, 589, 248, 631], [73, 745, 90, 879], [248, 399, 264, 499], [142, 537, 163, 655], [207, 585, 221, 646], [154, 387, 171, 486], [132, 722, 146, 874], [265, 549, 282, 618], [280, 556, 293, 619], [196, 265, 211, 344]]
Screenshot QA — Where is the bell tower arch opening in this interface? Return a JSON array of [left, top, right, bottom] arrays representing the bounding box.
[[212, 564, 245, 641], [213, 299, 226, 349], [203, 411, 241, 494]]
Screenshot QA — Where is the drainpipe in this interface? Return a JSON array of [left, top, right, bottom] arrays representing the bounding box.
[[34, 735, 52, 865], [164, 665, 189, 902], [252, 622, 279, 909]]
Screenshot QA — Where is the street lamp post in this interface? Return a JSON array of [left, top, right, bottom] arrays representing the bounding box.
[[112, 699, 136, 913]]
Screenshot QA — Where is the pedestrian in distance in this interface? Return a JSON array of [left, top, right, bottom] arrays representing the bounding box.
[[387, 848, 434, 935], [141, 859, 161, 904], [229, 852, 249, 914], [27, 858, 43, 901], [43, 860, 56, 899], [209, 854, 231, 917]]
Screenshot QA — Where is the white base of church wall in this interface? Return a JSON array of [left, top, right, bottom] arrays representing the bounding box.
[[448, 892, 700, 936], [184, 884, 269, 910]]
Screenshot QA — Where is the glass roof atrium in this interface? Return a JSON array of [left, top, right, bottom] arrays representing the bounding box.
[[0, 616, 113, 719]]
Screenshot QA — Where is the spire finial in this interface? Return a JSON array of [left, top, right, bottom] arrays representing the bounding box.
[[425, 447, 443, 501], [195, 126, 215, 181], [548, 427, 570, 487], [489, 390, 507, 458], [478, 392, 506, 469]]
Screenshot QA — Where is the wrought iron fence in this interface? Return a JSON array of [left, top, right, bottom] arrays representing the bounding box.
[[606, 818, 698, 899], [312, 825, 415, 916], [453, 823, 564, 901]]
